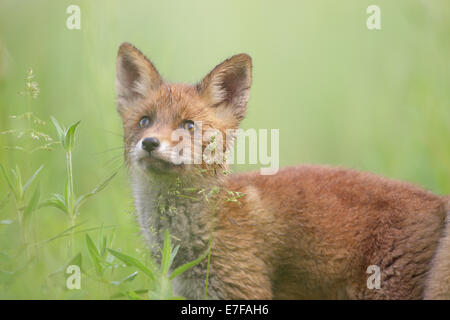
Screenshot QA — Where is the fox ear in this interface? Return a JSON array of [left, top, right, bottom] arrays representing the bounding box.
[[115, 42, 163, 113], [197, 54, 252, 122]]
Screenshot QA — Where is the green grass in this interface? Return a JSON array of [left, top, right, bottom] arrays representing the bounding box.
[[0, 0, 449, 299]]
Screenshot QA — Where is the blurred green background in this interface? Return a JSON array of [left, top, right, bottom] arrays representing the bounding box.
[[0, 0, 449, 299]]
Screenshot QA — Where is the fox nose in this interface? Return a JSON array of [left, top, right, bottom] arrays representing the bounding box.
[[141, 137, 160, 153]]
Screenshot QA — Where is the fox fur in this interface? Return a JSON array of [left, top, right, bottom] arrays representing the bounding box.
[[115, 42, 450, 299]]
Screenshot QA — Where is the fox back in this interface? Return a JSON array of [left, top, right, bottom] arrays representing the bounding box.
[[115, 42, 450, 299]]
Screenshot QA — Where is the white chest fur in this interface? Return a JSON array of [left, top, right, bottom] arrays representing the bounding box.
[[129, 170, 222, 299]]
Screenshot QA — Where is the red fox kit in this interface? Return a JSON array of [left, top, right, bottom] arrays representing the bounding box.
[[115, 42, 450, 299]]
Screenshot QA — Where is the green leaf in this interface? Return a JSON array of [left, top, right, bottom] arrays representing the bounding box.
[[101, 236, 107, 257], [122, 271, 138, 282], [48, 252, 83, 277], [12, 165, 23, 200], [86, 234, 103, 275], [107, 249, 156, 283], [62, 252, 83, 278], [105, 228, 116, 253], [50, 116, 65, 144], [92, 172, 117, 194], [74, 172, 117, 213], [126, 291, 143, 300], [0, 165, 16, 199], [23, 185, 40, 221], [23, 165, 43, 192], [39, 193, 67, 214], [64, 121, 80, 152], [67, 252, 82, 270], [169, 245, 180, 270], [169, 244, 210, 280], [32, 222, 84, 247], [111, 271, 138, 286], [1, 165, 22, 202], [33, 223, 118, 248], [161, 229, 172, 276]]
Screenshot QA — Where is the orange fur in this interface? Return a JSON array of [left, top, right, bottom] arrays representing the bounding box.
[[115, 43, 450, 299], [212, 166, 447, 299]]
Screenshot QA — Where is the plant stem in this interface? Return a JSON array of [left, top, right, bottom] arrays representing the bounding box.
[[66, 150, 75, 255], [27, 95, 32, 131], [16, 200, 30, 258], [66, 151, 74, 207], [204, 199, 215, 299]]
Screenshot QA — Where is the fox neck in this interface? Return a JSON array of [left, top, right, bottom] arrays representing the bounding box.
[[130, 167, 223, 268]]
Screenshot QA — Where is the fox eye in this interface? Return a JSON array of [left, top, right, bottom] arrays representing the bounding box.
[[139, 116, 151, 129], [182, 120, 195, 133]]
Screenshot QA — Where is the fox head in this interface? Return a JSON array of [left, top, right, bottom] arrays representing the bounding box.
[[115, 42, 252, 178]]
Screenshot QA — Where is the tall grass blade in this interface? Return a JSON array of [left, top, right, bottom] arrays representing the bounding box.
[[50, 116, 65, 144], [86, 234, 103, 275], [23, 185, 40, 221], [160, 229, 172, 276], [23, 165, 43, 192], [39, 193, 67, 214], [0, 165, 15, 198], [107, 249, 156, 283], [169, 244, 210, 280], [74, 172, 117, 212], [64, 121, 80, 152], [111, 271, 138, 286]]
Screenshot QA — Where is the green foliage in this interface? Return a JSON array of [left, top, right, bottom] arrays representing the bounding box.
[[41, 172, 117, 217], [0, 164, 42, 240], [50, 117, 80, 153], [39, 117, 116, 255], [225, 190, 246, 206], [86, 234, 103, 276], [74, 173, 117, 214], [1, 69, 55, 153], [107, 229, 209, 300], [0, 0, 449, 299], [19, 68, 40, 99]]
